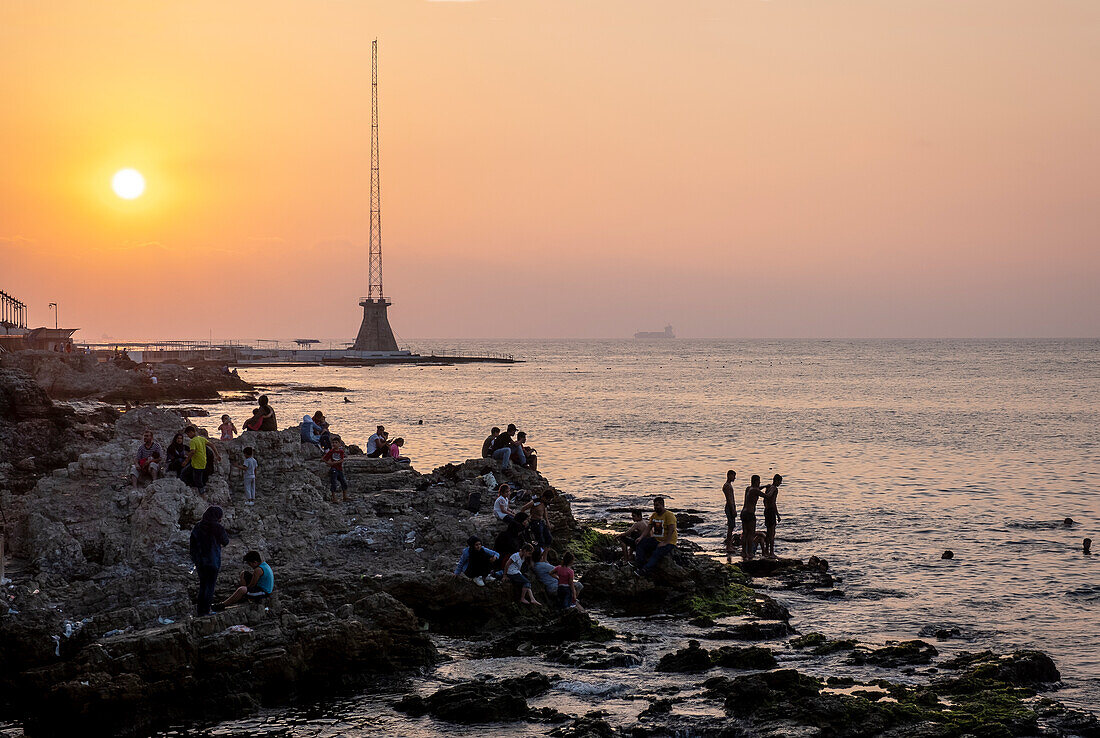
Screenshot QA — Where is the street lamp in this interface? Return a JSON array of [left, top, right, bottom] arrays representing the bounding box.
[[48, 303, 57, 330]]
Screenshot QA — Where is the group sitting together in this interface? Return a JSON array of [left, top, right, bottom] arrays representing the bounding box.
[[616, 496, 679, 575], [366, 425, 410, 463], [481, 424, 537, 471], [129, 425, 226, 494], [454, 537, 581, 609]]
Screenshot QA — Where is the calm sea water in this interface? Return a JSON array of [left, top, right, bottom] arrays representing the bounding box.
[[189, 339, 1100, 731]]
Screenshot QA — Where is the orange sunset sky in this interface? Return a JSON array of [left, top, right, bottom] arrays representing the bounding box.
[[2, 0, 1098, 341]]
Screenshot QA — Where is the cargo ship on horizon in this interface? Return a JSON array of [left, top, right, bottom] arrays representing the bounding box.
[[634, 325, 675, 339]]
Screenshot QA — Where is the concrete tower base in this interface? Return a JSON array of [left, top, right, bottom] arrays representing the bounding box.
[[352, 298, 399, 352]]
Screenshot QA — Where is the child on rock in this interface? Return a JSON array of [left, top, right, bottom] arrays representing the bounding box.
[[505, 543, 541, 605]]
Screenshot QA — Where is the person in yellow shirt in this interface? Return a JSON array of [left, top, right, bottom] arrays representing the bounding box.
[[634, 496, 677, 574], [183, 425, 209, 492]]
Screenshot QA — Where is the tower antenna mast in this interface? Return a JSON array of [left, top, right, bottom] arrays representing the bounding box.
[[351, 39, 400, 352], [368, 38, 383, 301]]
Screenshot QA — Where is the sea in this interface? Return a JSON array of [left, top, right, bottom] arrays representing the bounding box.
[[97, 340, 1100, 734]]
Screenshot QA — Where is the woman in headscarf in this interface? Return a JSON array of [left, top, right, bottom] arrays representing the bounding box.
[[165, 432, 188, 476], [189, 506, 229, 616]]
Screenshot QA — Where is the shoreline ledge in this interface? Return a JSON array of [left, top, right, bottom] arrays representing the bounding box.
[[1, 371, 1097, 736]]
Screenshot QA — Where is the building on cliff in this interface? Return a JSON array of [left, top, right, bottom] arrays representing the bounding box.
[[0, 290, 78, 353]]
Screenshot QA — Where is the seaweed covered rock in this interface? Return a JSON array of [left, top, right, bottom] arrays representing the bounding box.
[[579, 553, 788, 621], [849, 640, 938, 667]]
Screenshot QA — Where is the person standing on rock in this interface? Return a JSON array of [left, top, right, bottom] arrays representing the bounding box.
[[741, 475, 763, 561], [128, 430, 163, 488], [722, 470, 738, 556], [257, 395, 277, 431], [761, 474, 783, 559], [189, 506, 229, 616], [635, 496, 677, 575], [182, 425, 209, 493], [323, 438, 350, 502]]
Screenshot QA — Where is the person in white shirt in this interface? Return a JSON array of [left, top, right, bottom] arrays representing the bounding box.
[[493, 484, 515, 523], [366, 425, 387, 458], [505, 543, 541, 605], [236, 446, 259, 504]]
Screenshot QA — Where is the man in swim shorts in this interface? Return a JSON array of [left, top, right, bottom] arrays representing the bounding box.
[[762, 474, 783, 559], [741, 475, 762, 561], [722, 470, 738, 555]]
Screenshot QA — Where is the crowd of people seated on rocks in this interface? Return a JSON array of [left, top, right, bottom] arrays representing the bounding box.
[[481, 424, 537, 471], [453, 536, 582, 610]]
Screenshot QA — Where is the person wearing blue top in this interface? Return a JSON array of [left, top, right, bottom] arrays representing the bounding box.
[[189, 506, 230, 616], [452, 536, 500, 587], [300, 414, 322, 447], [215, 551, 275, 610]]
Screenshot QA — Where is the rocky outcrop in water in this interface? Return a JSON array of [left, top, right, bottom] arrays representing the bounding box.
[[1, 400, 1096, 737], [0, 351, 252, 402]]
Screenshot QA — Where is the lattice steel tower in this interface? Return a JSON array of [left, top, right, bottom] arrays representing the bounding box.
[[352, 39, 400, 352]]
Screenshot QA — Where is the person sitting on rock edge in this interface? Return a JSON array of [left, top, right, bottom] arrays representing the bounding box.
[[165, 432, 188, 477], [453, 536, 500, 587], [214, 551, 274, 610], [257, 395, 277, 431], [493, 484, 515, 523], [128, 429, 163, 488], [243, 408, 264, 432], [300, 414, 323, 447], [552, 551, 583, 611], [505, 543, 541, 606], [323, 438, 350, 503], [389, 437, 410, 463], [482, 427, 500, 458], [366, 425, 388, 458], [618, 510, 650, 562], [635, 496, 677, 575]]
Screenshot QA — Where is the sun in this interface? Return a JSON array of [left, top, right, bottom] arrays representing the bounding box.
[[112, 168, 146, 199]]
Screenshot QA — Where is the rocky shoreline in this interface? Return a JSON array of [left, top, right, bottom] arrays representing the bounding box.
[[1, 368, 1098, 737]]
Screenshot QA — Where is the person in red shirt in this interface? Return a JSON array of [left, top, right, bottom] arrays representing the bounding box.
[[551, 551, 583, 611], [322, 438, 349, 502]]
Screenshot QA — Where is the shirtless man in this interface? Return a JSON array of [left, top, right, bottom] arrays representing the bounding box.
[[741, 475, 763, 560], [618, 510, 650, 562], [722, 470, 738, 555], [761, 474, 783, 559]]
